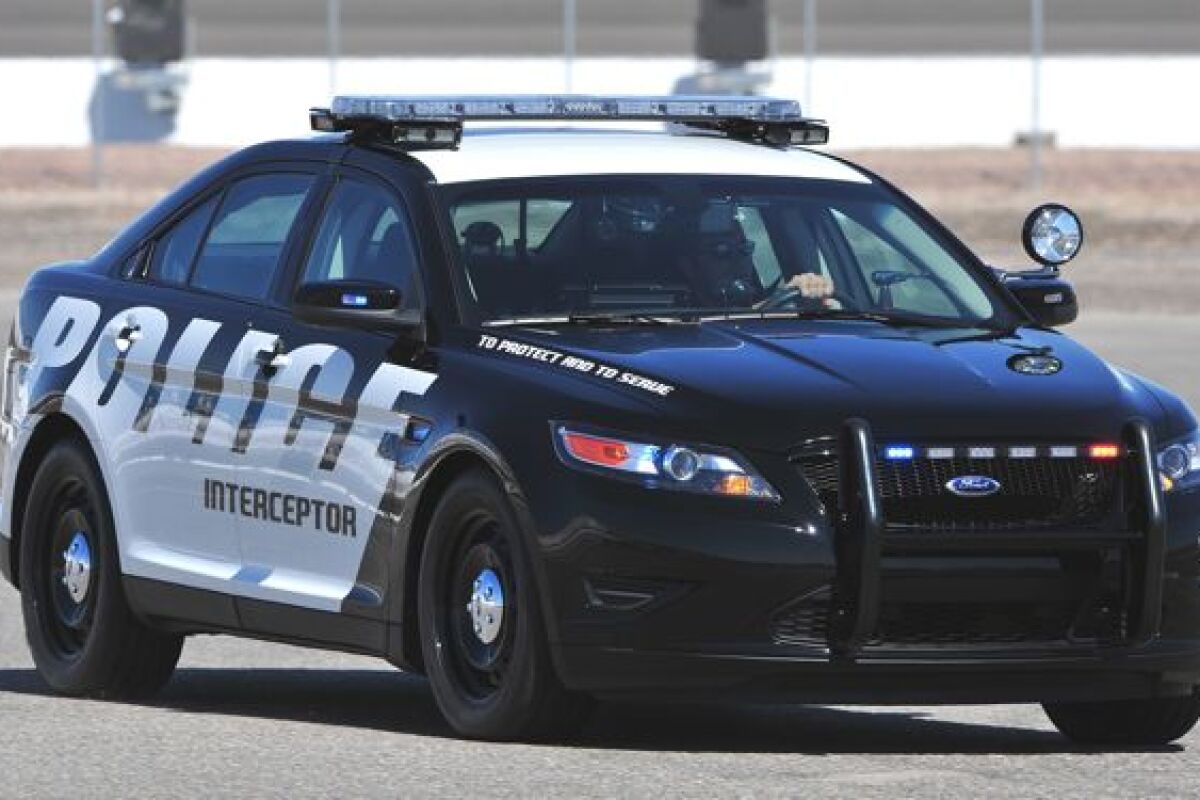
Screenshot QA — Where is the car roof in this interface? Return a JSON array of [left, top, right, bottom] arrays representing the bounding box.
[[409, 128, 871, 186]]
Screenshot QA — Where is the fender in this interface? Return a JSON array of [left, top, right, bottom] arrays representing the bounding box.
[[3, 397, 123, 587], [386, 428, 565, 671]]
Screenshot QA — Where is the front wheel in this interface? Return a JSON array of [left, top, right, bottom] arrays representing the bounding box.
[[20, 439, 183, 698], [1043, 693, 1200, 746], [418, 468, 592, 740]]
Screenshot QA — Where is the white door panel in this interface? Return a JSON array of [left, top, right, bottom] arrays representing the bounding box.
[[235, 341, 436, 611], [109, 317, 239, 583]]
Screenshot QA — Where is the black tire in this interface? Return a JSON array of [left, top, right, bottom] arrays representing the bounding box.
[[19, 438, 183, 699], [1043, 693, 1200, 746], [418, 468, 593, 740]]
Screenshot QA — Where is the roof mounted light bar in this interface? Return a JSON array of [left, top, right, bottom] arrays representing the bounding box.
[[309, 94, 829, 150]]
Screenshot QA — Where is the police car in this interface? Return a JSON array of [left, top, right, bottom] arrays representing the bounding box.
[[3, 95, 1200, 743]]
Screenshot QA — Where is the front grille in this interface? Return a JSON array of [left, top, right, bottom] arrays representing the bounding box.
[[770, 587, 832, 647], [793, 442, 1122, 532], [869, 602, 1069, 647], [770, 590, 1076, 649]]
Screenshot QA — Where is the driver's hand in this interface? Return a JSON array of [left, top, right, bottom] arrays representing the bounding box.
[[785, 273, 836, 301]]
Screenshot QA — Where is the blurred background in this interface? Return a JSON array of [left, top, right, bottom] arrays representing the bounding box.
[[0, 0, 1198, 401]]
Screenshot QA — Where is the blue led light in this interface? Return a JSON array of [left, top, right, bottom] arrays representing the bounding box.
[[341, 293, 369, 308], [885, 445, 915, 460]]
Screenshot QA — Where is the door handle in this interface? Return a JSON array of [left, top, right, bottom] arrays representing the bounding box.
[[113, 323, 142, 354], [254, 339, 291, 374]]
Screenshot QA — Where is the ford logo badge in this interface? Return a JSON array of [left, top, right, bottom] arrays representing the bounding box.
[[945, 475, 1002, 497], [1008, 353, 1062, 376]]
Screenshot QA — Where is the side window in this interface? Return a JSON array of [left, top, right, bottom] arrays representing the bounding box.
[[831, 209, 960, 317], [146, 196, 218, 284], [190, 174, 314, 301], [301, 178, 420, 304], [451, 198, 571, 255]]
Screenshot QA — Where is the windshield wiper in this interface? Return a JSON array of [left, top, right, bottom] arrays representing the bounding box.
[[700, 307, 982, 330], [485, 311, 691, 328], [565, 311, 678, 326], [812, 309, 970, 329]]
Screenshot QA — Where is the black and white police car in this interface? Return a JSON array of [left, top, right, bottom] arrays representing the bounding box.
[[3, 96, 1199, 743]]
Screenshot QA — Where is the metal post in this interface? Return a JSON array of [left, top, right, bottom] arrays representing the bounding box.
[[91, 0, 105, 187], [563, 0, 576, 93], [803, 0, 817, 113], [1030, 0, 1044, 191], [327, 0, 341, 97]]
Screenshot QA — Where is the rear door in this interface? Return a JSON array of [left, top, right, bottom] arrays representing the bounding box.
[[233, 168, 438, 624], [100, 190, 240, 594], [112, 169, 320, 599]]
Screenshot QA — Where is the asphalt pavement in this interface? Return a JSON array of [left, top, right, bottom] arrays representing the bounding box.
[[2, 0, 1199, 58], [0, 578, 1197, 798], [0, 311, 1198, 796]]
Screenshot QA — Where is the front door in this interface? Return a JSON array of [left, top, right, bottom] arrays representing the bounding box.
[[234, 172, 438, 618]]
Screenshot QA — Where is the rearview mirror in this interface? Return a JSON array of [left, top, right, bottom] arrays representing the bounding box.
[[293, 281, 423, 335]]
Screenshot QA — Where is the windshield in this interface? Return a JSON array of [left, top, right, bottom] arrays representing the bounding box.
[[442, 176, 1016, 329]]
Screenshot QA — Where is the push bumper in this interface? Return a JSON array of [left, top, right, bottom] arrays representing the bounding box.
[[537, 418, 1200, 701]]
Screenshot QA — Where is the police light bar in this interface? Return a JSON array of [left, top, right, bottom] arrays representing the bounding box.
[[309, 94, 829, 149]]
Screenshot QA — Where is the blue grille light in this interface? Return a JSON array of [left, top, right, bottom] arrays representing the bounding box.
[[885, 445, 916, 460], [342, 293, 369, 308]]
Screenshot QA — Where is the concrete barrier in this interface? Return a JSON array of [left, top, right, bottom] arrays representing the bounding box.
[[2, 56, 1199, 149]]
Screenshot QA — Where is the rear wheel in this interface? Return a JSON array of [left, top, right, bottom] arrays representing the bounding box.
[[20, 439, 182, 698], [418, 468, 592, 740], [1043, 693, 1200, 746]]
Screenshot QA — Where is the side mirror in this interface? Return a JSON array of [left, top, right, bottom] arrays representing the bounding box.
[[1003, 272, 1079, 327], [1022, 204, 1084, 267], [1000, 204, 1084, 327], [293, 281, 423, 336]]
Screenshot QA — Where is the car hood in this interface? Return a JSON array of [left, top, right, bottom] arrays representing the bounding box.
[[507, 319, 1171, 451]]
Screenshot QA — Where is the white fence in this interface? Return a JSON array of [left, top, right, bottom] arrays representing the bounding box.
[[2, 56, 1198, 149]]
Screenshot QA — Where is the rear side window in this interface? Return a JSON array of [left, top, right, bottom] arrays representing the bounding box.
[[147, 196, 217, 284], [190, 174, 314, 301]]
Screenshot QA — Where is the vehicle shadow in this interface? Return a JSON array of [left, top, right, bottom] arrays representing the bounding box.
[[0, 667, 1182, 755]]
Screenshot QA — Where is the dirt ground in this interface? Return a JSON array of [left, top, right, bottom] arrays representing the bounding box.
[[0, 145, 1197, 314]]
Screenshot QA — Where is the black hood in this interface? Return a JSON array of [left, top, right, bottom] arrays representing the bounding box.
[[510, 319, 1183, 452]]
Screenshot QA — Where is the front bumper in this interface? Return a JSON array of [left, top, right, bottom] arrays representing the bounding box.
[[531, 418, 1200, 701], [559, 641, 1200, 703]]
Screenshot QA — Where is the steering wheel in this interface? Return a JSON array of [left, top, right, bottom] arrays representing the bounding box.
[[755, 285, 855, 312]]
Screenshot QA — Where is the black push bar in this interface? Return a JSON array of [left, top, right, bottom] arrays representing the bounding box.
[[829, 418, 883, 657], [827, 417, 1167, 657], [1125, 418, 1166, 645]]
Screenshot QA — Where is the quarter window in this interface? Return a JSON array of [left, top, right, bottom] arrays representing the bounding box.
[[146, 196, 218, 284], [190, 174, 314, 301]]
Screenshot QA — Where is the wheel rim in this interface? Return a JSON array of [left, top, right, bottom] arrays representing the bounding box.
[[442, 512, 517, 701], [38, 480, 98, 660]]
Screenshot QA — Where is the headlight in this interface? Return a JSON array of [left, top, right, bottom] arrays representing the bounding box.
[[1158, 431, 1200, 493], [553, 425, 780, 502]]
